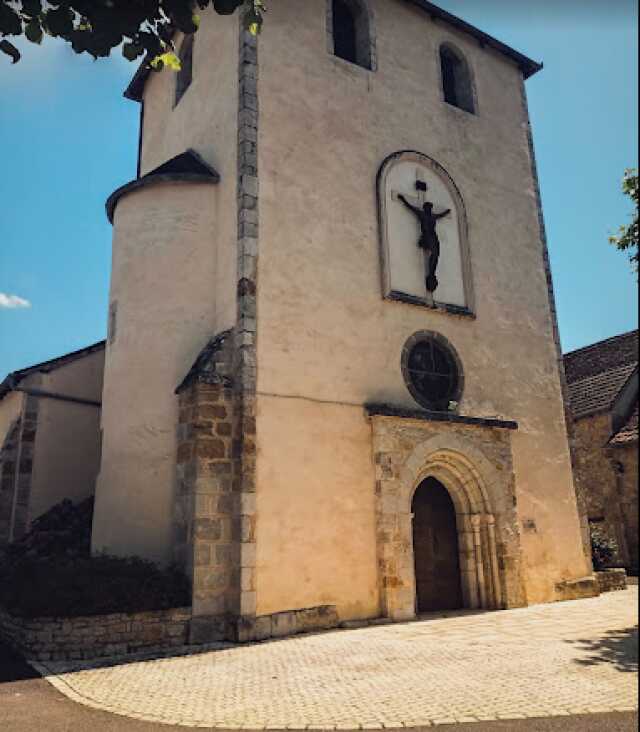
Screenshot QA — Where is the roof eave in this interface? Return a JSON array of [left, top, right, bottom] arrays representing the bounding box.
[[406, 0, 542, 78]]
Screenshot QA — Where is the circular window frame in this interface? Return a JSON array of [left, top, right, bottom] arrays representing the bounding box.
[[401, 331, 464, 411]]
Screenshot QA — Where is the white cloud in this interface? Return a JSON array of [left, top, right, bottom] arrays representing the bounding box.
[[0, 293, 31, 309]]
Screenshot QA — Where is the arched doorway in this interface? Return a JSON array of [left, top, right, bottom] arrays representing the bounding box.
[[411, 477, 462, 612]]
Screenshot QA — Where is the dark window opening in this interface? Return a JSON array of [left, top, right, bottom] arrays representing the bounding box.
[[440, 45, 474, 114], [175, 35, 194, 107], [332, 0, 371, 70], [406, 338, 461, 411]]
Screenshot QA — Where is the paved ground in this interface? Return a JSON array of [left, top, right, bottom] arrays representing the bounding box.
[[1, 642, 637, 731], [20, 587, 637, 729]]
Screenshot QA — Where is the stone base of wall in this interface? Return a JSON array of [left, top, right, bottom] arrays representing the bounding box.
[[595, 569, 628, 593], [554, 575, 600, 602], [0, 606, 191, 662], [237, 605, 339, 642]]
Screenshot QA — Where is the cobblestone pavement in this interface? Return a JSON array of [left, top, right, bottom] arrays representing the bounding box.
[[32, 587, 638, 729]]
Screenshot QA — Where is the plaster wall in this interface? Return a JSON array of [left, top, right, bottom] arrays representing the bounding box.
[[254, 0, 588, 609], [94, 6, 240, 564], [255, 395, 379, 620], [138, 8, 238, 331], [93, 183, 223, 564], [29, 350, 104, 521]]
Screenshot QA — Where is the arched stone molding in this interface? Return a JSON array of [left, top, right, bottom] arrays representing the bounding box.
[[371, 420, 523, 620]]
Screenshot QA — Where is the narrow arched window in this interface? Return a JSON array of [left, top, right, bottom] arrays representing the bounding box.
[[331, 0, 373, 70], [439, 45, 474, 114], [175, 35, 194, 107]]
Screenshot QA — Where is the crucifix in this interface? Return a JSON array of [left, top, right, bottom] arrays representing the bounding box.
[[391, 169, 451, 294]]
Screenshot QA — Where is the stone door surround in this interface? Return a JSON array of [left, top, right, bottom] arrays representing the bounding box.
[[368, 407, 523, 620]]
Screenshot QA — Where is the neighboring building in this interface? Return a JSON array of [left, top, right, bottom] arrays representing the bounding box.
[[0, 343, 105, 545], [9, 1, 593, 642], [565, 331, 639, 573]]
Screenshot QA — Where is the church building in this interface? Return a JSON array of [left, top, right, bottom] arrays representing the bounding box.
[[86, 0, 596, 642]]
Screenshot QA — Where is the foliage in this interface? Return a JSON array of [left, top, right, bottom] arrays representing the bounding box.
[[0, 553, 190, 618], [609, 168, 639, 274], [590, 525, 618, 571], [0, 1, 265, 67], [0, 497, 94, 563], [0, 497, 189, 618]]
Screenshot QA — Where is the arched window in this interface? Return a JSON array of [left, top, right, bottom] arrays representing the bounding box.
[[439, 44, 475, 114], [175, 35, 194, 107], [331, 0, 373, 70]]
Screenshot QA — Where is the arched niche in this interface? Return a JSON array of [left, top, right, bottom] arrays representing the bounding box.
[[377, 151, 474, 315]]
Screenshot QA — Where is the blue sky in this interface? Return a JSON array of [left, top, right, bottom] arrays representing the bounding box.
[[0, 0, 637, 380]]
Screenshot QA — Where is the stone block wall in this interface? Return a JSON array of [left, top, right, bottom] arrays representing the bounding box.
[[610, 443, 638, 572], [0, 606, 191, 662], [175, 330, 240, 644], [0, 417, 21, 545], [367, 411, 524, 619], [0, 395, 39, 546], [595, 569, 627, 593], [573, 412, 638, 571]]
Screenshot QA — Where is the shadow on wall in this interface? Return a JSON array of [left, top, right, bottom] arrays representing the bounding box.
[[568, 625, 638, 673]]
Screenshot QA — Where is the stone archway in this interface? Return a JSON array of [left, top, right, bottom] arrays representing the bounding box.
[[370, 420, 523, 621]]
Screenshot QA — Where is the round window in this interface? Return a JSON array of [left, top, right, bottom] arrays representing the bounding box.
[[402, 333, 462, 411]]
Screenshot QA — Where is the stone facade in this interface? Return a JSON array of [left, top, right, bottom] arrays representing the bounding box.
[[234, 23, 260, 641], [0, 416, 22, 544], [565, 331, 638, 573], [0, 397, 38, 544], [611, 440, 639, 570], [572, 412, 638, 572], [369, 411, 525, 618], [174, 330, 239, 642], [90, 1, 594, 639], [0, 605, 191, 662]]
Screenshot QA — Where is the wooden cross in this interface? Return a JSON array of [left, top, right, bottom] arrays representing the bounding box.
[[391, 168, 429, 206]]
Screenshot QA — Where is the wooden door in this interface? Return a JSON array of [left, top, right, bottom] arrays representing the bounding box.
[[412, 477, 463, 612]]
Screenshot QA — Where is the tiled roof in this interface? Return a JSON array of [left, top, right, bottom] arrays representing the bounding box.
[[608, 406, 639, 446], [564, 330, 638, 419], [567, 364, 636, 419], [564, 330, 638, 383], [105, 149, 220, 224]]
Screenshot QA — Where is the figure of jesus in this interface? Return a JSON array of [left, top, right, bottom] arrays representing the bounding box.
[[398, 195, 451, 293]]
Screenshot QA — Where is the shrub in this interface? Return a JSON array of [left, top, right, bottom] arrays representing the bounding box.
[[590, 526, 618, 571], [0, 554, 190, 619], [0, 497, 190, 619], [0, 497, 94, 563]]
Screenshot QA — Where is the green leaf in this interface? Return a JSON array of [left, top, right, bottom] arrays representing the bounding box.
[[0, 39, 20, 64], [151, 51, 181, 71], [25, 19, 43, 45]]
